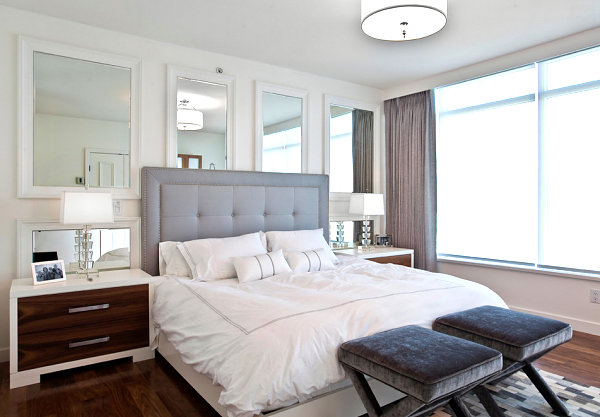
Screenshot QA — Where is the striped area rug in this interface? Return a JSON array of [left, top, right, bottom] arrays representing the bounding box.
[[432, 370, 600, 417]]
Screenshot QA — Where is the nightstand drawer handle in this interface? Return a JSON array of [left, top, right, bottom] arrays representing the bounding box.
[[68, 337, 110, 349], [68, 303, 110, 314]]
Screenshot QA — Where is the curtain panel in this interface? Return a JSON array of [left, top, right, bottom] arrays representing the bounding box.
[[384, 91, 437, 271], [352, 109, 374, 244]]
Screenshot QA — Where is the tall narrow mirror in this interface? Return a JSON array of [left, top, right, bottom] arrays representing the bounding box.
[[19, 37, 141, 198], [33, 52, 131, 188], [176, 78, 226, 169], [325, 96, 381, 246], [255, 82, 308, 173], [167, 66, 234, 169]]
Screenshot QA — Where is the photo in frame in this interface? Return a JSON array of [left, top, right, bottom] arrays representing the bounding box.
[[31, 260, 66, 285], [376, 234, 391, 246]]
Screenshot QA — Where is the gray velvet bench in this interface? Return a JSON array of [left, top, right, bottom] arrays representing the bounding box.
[[338, 325, 503, 417], [433, 305, 573, 417]]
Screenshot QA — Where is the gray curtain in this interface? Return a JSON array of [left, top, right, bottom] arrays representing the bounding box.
[[384, 91, 437, 271], [352, 109, 374, 244]]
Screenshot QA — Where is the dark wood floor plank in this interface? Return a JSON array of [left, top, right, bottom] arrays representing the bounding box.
[[1, 330, 598, 416]]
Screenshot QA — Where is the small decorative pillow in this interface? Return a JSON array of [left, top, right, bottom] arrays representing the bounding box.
[[266, 229, 338, 264], [177, 232, 267, 281], [285, 248, 336, 273], [233, 249, 292, 283], [159, 241, 192, 277]]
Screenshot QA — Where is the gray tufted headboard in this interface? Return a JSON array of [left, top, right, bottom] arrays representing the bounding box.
[[141, 167, 330, 276]]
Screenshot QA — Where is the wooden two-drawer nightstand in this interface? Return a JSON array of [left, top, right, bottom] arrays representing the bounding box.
[[335, 247, 414, 267], [9, 269, 156, 389]]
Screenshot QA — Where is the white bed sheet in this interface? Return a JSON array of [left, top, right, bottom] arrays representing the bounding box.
[[152, 256, 507, 417]]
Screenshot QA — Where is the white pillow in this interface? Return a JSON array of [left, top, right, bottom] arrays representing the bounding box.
[[233, 249, 292, 283], [266, 229, 338, 264], [177, 232, 267, 281], [285, 248, 336, 273], [159, 241, 192, 277]]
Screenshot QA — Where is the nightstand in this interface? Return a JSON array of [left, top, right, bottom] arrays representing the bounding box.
[[335, 247, 414, 267], [9, 269, 156, 389]]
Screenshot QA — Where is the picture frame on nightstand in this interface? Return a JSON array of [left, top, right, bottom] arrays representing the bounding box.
[[31, 260, 66, 285]]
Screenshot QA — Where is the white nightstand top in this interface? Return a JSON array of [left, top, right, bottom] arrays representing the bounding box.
[[334, 246, 414, 259], [10, 268, 156, 298]]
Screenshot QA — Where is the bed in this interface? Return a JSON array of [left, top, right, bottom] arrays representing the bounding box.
[[141, 167, 507, 417]]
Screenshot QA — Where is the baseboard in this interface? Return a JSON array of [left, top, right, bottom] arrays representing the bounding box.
[[509, 305, 600, 336], [0, 347, 9, 363]]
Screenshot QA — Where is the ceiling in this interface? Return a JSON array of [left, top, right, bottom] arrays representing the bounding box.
[[4, 0, 600, 89], [35, 51, 130, 122], [262, 93, 302, 129]]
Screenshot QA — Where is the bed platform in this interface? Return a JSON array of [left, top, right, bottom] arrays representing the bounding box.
[[141, 167, 402, 416]]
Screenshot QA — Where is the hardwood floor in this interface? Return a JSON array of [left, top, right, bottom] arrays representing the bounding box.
[[1, 331, 598, 417], [534, 330, 600, 387]]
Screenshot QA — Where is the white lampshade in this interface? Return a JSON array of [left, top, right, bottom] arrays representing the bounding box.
[[361, 0, 447, 41], [349, 193, 385, 216], [177, 108, 203, 131], [60, 192, 114, 225]]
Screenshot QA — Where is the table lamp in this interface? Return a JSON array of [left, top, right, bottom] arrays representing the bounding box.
[[349, 193, 385, 248], [60, 192, 114, 280]]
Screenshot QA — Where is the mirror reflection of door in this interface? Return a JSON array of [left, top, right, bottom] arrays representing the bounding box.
[[261, 93, 302, 173], [176, 77, 227, 170], [32, 51, 131, 187], [86, 149, 129, 187], [177, 154, 202, 169]]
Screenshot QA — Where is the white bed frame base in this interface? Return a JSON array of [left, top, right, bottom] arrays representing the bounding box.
[[158, 334, 403, 417]]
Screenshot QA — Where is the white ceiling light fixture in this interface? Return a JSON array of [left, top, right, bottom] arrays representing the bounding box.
[[177, 99, 204, 131], [361, 0, 447, 41]]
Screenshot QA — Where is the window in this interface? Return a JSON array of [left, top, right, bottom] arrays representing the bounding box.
[[436, 46, 600, 273], [262, 126, 302, 173], [329, 110, 354, 192]]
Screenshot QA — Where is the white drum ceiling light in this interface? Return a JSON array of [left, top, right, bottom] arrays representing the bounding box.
[[361, 0, 447, 41], [177, 99, 203, 131]]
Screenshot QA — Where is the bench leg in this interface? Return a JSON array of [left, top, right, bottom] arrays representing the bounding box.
[[473, 386, 505, 417], [448, 396, 471, 417], [342, 364, 383, 417], [522, 362, 570, 416]]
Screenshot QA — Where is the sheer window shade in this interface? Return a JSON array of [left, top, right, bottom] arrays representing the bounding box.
[[436, 46, 600, 274]]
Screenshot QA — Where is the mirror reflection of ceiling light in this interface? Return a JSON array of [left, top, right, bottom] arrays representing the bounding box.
[[177, 92, 222, 110], [177, 99, 203, 131], [361, 0, 447, 41]]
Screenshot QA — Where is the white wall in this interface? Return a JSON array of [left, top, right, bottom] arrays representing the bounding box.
[[0, 5, 383, 360], [383, 28, 600, 336], [34, 113, 129, 186]]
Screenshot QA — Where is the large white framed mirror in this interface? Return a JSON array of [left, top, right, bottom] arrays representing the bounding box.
[[255, 82, 308, 173], [17, 217, 140, 278], [324, 95, 381, 246], [18, 37, 141, 198], [166, 65, 234, 170]]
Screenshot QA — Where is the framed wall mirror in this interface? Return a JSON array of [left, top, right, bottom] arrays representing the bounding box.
[[18, 37, 141, 198], [17, 218, 140, 278], [255, 82, 308, 173], [324, 95, 381, 245], [166, 65, 234, 169]]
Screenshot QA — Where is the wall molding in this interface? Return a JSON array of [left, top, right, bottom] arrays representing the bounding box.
[[510, 304, 600, 336]]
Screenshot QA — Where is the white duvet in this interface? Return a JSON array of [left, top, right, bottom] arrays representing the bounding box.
[[152, 256, 507, 417]]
